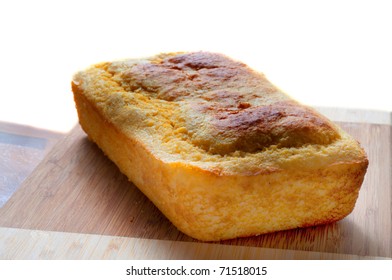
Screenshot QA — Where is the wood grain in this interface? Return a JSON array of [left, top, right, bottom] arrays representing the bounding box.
[[0, 227, 386, 260], [0, 122, 63, 208], [0, 119, 391, 259]]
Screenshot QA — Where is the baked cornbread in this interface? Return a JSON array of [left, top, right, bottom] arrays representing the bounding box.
[[72, 51, 368, 241]]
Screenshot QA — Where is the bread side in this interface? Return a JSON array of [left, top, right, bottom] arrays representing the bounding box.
[[72, 52, 368, 241]]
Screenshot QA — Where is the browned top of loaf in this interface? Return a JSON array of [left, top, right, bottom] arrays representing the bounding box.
[[73, 51, 368, 174], [115, 52, 340, 155]]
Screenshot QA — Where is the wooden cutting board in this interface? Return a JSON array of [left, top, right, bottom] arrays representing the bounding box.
[[0, 109, 391, 259]]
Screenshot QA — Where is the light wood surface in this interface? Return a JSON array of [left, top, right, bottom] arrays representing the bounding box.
[[0, 108, 391, 259], [0, 121, 63, 208], [315, 107, 392, 125], [0, 227, 387, 260]]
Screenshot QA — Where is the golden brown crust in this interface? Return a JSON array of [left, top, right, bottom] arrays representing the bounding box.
[[108, 52, 340, 155], [72, 51, 368, 241]]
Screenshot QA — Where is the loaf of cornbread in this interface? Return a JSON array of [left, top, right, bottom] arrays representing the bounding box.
[[72, 51, 368, 241]]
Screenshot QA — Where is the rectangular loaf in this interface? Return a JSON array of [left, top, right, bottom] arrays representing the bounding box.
[[72, 52, 368, 241]]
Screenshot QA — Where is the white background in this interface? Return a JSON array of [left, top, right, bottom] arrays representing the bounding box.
[[1, 0, 391, 132]]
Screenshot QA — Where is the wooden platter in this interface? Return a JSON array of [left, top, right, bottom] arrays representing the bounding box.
[[0, 108, 391, 259]]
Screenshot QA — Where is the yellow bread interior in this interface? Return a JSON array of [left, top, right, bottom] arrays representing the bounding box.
[[72, 52, 368, 241]]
